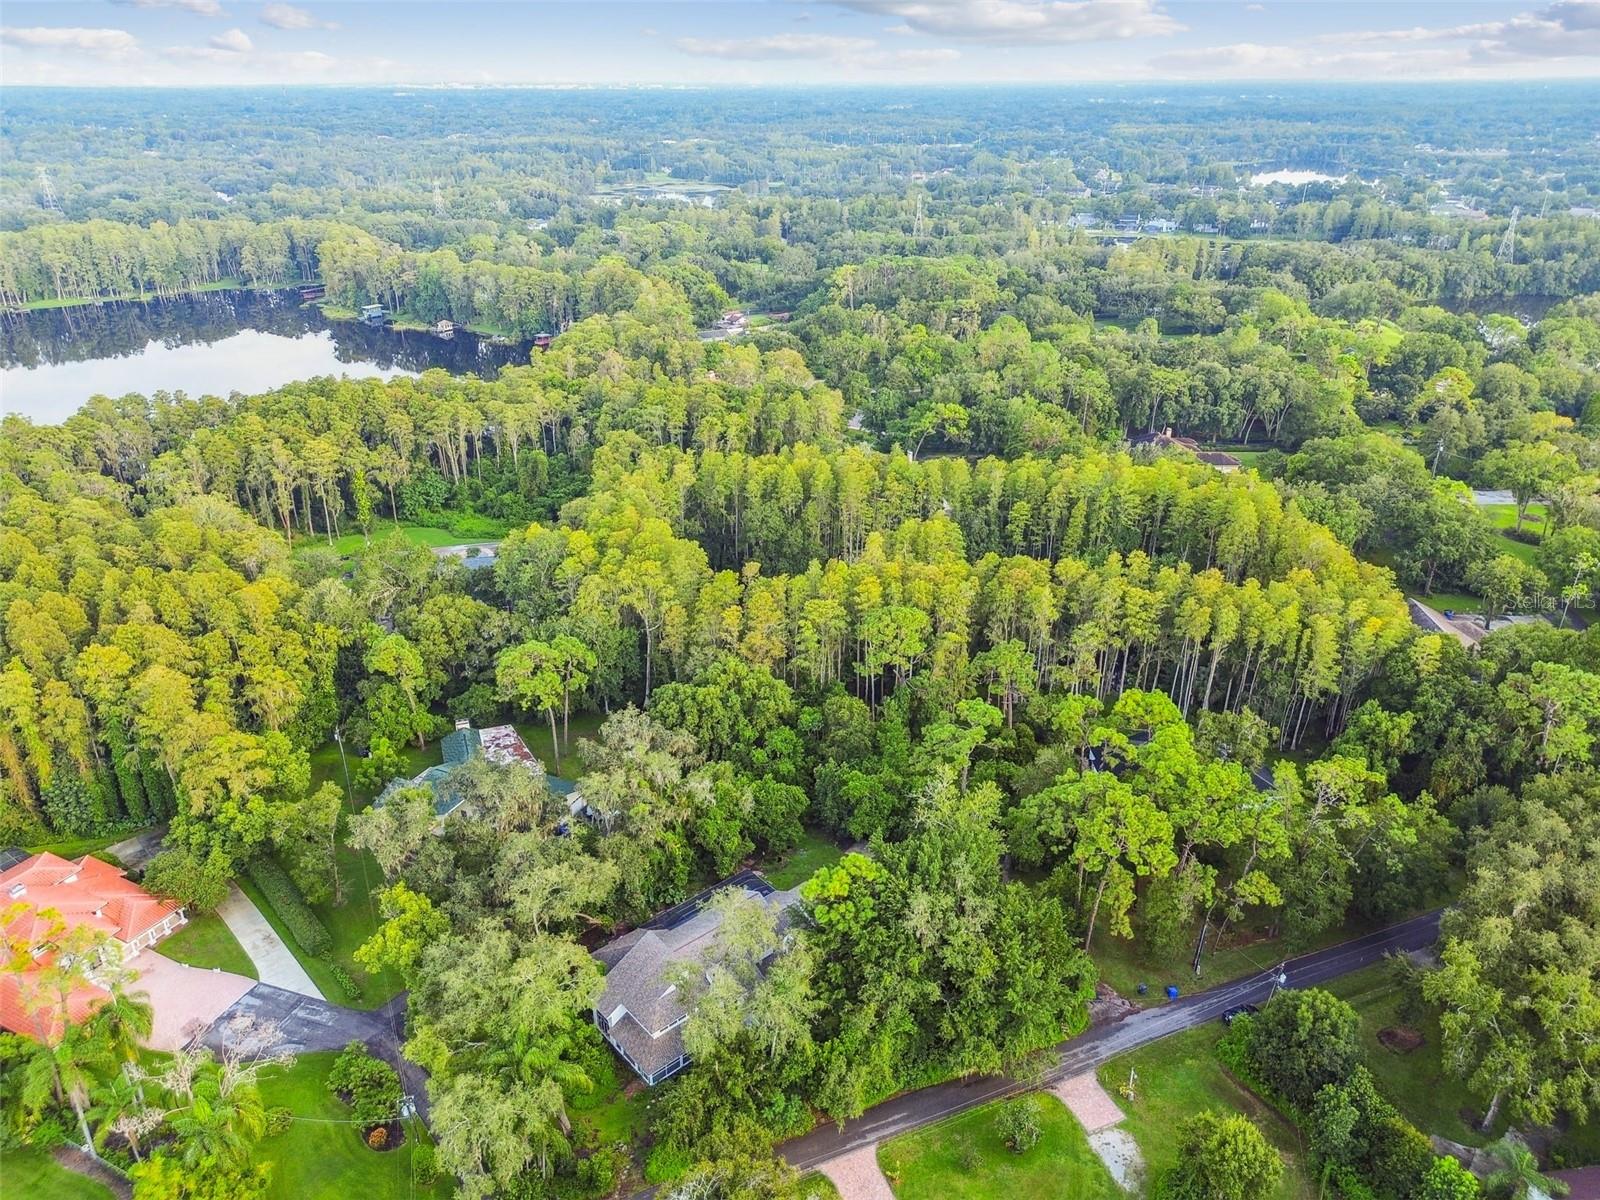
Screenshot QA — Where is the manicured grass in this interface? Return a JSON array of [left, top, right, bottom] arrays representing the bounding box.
[[1091, 926, 1304, 1009], [1325, 965, 1499, 1146], [294, 737, 440, 1007], [1098, 1024, 1315, 1200], [293, 523, 501, 560], [1480, 501, 1547, 534], [878, 1094, 1121, 1200], [236, 860, 400, 1009], [25, 830, 136, 865], [512, 711, 606, 779], [2, 1147, 115, 1200], [787, 1175, 841, 1200], [762, 829, 847, 890], [1411, 589, 1481, 616], [255, 1051, 450, 1200], [308, 739, 437, 806], [157, 911, 258, 979]]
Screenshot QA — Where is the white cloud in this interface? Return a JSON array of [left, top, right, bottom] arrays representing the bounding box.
[[676, 33, 877, 60], [676, 30, 962, 72], [208, 27, 253, 52], [0, 26, 140, 58], [829, 0, 1183, 45], [260, 4, 339, 32], [1154, 0, 1600, 77], [112, 0, 225, 14], [879, 46, 962, 65]]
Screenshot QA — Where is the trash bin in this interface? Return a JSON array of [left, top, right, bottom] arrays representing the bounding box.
[[1166, 984, 1180, 1000]]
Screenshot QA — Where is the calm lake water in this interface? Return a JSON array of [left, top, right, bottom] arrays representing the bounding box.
[[2, 290, 534, 425]]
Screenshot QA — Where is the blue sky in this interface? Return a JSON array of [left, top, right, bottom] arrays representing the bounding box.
[[4, 1, 1599, 85]]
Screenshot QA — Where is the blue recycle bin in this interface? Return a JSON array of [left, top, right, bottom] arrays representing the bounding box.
[[1166, 985, 1180, 1000]]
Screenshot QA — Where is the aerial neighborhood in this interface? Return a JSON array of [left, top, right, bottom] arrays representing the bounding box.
[[3, 8, 1600, 1200]]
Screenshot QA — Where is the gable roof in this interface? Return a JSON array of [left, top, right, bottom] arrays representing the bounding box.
[[593, 875, 804, 1082], [595, 876, 802, 1037]]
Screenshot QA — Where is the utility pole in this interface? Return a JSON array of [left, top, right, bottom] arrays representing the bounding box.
[[333, 725, 355, 811]]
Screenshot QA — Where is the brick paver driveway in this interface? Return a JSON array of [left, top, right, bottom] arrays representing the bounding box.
[[129, 950, 255, 1051]]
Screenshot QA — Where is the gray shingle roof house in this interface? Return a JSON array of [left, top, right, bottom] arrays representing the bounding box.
[[593, 871, 804, 1085], [373, 719, 544, 817]]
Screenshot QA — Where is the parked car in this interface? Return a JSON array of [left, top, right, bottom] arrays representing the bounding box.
[[1221, 1003, 1260, 1026]]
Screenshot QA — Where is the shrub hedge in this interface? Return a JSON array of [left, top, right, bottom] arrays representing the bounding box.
[[246, 857, 331, 956]]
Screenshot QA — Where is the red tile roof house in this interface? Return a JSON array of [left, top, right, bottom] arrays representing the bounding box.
[[0, 851, 187, 1041]]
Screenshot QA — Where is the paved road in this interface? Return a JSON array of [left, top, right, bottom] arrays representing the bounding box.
[[216, 884, 326, 1000], [778, 910, 1442, 1172]]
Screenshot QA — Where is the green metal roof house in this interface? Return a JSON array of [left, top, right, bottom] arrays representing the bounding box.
[[374, 720, 542, 817]]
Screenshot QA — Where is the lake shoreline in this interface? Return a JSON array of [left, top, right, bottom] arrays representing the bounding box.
[[2, 288, 535, 426]]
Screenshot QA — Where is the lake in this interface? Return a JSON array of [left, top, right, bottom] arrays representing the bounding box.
[[1, 290, 534, 425], [1249, 169, 1347, 187]]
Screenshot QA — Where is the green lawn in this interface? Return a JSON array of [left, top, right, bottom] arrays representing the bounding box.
[[1092, 926, 1304, 1009], [157, 911, 258, 979], [787, 1175, 841, 1200], [1098, 1024, 1314, 1200], [2, 1147, 115, 1200], [1325, 965, 1500, 1146], [293, 522, 499, 560], [1200, 443, 1273, 468], [1411, 588, 1481, 616], [877, 1094, 1122, 1200], [571, 1047, 651, 1155], [237, 855, 401, 1008], [25, 830, 138, 866], [762, 829, 847, 890], [255, 1052, 450, 1200], [289, 738, 441, 1007], [511, 710, 606, 778], [1480, 501, 1547, 535]]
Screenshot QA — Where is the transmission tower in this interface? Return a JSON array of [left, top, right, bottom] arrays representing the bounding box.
[[1497, 205, 1520, 263], [36, 167, 62, 214], [432, 177, 446, 216]]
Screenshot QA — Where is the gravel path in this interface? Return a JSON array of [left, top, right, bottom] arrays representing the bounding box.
[[1052, 1072, 1125, 1133], [815, 1144, 895, 1200]]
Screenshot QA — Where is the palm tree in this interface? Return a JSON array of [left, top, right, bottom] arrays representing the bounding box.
[[166, 1059, 267, 1170], [1485, 1135, 1569, 1200], [92, 988, 153, 1066], [89, 1071, 159, 1163], [21, 1021, 116, 1154]]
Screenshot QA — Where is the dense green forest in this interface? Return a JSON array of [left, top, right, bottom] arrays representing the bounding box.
[[3, 83, 1600, 1200]]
